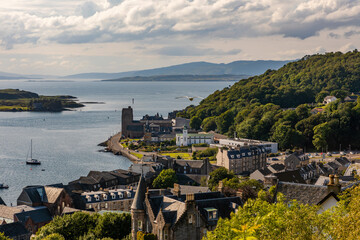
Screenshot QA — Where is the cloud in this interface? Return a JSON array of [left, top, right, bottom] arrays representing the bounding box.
[[0, 0, 360, 49], [154, 46, 241, 56]]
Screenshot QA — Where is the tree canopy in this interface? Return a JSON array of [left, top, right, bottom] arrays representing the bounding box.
[[178, 50, 360, 151], [34, 212, 131, 240], [152, 169, 178, 189]]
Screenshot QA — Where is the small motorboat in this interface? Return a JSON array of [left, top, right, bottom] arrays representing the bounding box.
[[0, 183, 9, 189]]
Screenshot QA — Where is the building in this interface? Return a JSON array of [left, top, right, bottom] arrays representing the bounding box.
[[80, 188, 135, 212], [0, 222, 31, 240], [14, 207, 52, 234], [172, 117, 190, 132], [216, 146, 267, 175], [122, 106, 173, 139], [176, 127, 214, 146], [171, 159, 212, 175], [310, 108, 324, 115], [284, 152, 309, 170], [323, 96, 337, 104], [218, 138, 278, 153], [344, 95, 358, 102], [131, 176, 242, 240]]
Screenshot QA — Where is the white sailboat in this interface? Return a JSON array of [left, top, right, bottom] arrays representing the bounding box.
[[26, 139, 41, 165]]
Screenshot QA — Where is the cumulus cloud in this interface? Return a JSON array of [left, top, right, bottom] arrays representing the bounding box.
[[0, 0, 360, 49]]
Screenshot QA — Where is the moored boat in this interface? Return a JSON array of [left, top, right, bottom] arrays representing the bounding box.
[[26, 139, 41, 165], [0, 183, 9, 189]]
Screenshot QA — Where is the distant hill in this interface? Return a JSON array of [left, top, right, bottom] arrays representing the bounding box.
[[63, 60, 292, 79], [0, 71, 56, 80], [102, 74, 248, 82]]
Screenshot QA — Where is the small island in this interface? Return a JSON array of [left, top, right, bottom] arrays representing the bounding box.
[[0, 89, 84, 112]]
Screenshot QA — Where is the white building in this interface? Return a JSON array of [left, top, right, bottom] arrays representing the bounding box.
[[218, 138, 278, 153], [176, 127, 214, 146], [323, 96, 337, 105]]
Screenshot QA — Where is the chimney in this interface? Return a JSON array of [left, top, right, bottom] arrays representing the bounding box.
[[173, 183, 181, 198], [327, 174, 341, 194], [218, 181, 224, 193]]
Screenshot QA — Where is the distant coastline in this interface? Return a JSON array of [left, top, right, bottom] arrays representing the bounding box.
[[101, 74, 248, 82], [0, 88, 84, 112]]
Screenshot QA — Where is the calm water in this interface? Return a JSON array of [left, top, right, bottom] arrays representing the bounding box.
[[0, 80, 232, 205]]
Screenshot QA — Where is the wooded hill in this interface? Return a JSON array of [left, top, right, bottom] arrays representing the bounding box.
[[179, 50, 360, 151]]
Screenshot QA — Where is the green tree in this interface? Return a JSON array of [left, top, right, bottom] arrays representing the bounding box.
[[202, 117, 217, 132], [208, 167, 235, 191], [152, 169, 178, 189], [312, 122, 330, 150], [94, 212, 131, 239], [0, 233, 11, 240], [190, 116, 202, 130], [42, 233, 65, 240]]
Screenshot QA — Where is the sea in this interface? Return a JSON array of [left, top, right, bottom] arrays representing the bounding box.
[[0, 79, 232, 205]]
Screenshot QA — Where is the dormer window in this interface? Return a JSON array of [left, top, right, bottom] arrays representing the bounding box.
[[111, 193, 116, 199], [205, 208, 218, 220], [86, 196, 91, 202], [103, 194, 108, 200], [95, 195, 100, 201], [236, 154, 240, 158], [119, 192, 124, 198], [242, 153, 245, 157]]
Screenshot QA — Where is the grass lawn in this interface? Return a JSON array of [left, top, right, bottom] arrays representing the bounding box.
[[130, 152, 144, 159], [0, 105, 29, 111], [160, 152, 192, 160]]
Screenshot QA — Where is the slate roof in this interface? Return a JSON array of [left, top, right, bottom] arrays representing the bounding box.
[[131, 175, 146, 210], [258, 167, 272, 176], [269, 163, 285, 172], [174, 160, 204, 168], [177, 174, 209, 185], [196, 197, 242, 226], [326, 162, 340, 170], [0, 222, 30, 237], [88, 171, 117, 182], [334, 157, 350, 166], [170, 185, 210, 195], [17, 186, 48, 205], [0, 197, 5, 205], [273, 170, 306, 184], [15, 207, 52, 224], [274, 182, 329, 205]]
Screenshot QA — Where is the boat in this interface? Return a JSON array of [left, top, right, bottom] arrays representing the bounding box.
[[26, 139, 41, 165], [0, 183, 9, 189]]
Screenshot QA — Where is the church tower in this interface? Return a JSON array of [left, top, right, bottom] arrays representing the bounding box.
[[131, 175, 146, 240], [122, 106, 133, 138]]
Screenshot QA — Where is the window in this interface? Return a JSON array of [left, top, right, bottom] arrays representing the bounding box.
[[236, 154, 240, 158], [119, 192, 124, 198], [164, 229, 168, 240], [87, 196, 91, 202], [95, 195, 100, 201], [189, 214, 193, 223], [105, 203, 108, 209], [103, 194, 108, 200], [112, 193, 116, 199], [205, 208, 218, 220], [138, 220, 142, 230]]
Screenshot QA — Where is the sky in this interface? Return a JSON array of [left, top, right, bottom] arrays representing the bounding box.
[[0, 0, 360, 75]]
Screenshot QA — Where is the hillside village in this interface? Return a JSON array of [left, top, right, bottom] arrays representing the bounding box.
[[2, 97, 360, 239]]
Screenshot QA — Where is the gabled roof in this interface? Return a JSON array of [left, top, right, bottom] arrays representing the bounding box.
[[45, 187, 64, 204], [131, 175, 146, 210], [0, 205, 23, 220], [269, 163, 285, 172], [170, 185, 210, 195], [88, 171, 118, 182], [334, 157, 350, 166], [326, 161, 340, 170], [258, 167, 272, 176], [173, 160, 204, 168], [273, 170, 306, 184], [15, 207, 52, 224], [274, 182, 329, 205], [17, 186, 48, 205], [0, 196, 5, 205], [0, 222, 30, 237]]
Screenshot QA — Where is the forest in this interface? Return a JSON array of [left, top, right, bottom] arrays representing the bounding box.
[[179, 50, 360, 151]]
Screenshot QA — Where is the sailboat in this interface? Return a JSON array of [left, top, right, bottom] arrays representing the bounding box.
[[26, 139, 41, 165]]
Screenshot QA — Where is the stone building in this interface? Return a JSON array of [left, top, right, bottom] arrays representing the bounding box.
[[80, 188, 134, 212], [122, 106, 173, 139], [131, 176, 242, 240], [216, 146, 267, 175], [176, 127, 214, 146]]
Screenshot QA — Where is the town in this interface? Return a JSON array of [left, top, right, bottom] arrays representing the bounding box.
[[1, 102, 360, 240]]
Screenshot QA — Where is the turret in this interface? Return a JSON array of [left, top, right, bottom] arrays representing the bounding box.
[[131, 175, 146, 240]]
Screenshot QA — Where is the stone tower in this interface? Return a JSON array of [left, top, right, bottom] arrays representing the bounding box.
[[131, 175, 146, 240], [122, 106, 133, 138]]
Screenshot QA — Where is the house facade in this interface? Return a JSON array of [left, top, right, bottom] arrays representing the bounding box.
[[216, 146, 267, 175], [131, 177, 242, 240], [176, 127, 214, 146]]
